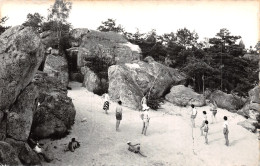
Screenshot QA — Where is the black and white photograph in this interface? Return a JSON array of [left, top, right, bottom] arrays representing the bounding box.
[[0, 0, 259, 165]]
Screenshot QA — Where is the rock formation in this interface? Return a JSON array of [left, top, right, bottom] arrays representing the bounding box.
[[31, 72, 76, 139], [108, 60, 186, 109], [165, 85, 205, 107], [209, 90, 244, 112]]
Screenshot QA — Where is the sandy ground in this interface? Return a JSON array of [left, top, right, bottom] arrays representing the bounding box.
[[42, 82, 259, 166]]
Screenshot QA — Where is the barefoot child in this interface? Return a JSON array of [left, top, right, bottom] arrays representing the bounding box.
[[116, 101, 123, 131], [103, 93, 109, 114], [200, 111, 207, 136], [141, 106, 150, 136], [204, 120, 209, 144], [223, 116, 229, 146]]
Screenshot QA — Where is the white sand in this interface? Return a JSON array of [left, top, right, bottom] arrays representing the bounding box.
[[42, 82, 259, 166]]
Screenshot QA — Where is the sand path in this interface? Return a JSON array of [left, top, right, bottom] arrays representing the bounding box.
[[43, 82, 259, 166]]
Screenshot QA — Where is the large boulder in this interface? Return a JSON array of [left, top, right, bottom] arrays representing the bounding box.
[[0, 141, 21, 165], [7, 83, 38, 141], [108, 61, 186, 109], [0, 25, 45, 110], [237, 86, 260, 120], [81, 66, 101, 92], [165, 85, 205, 107], [237, 119, 257, 133], [67, 29, 142, 68], [43, 54, 69, 87], [209, 90, 245, 112], [5, 138, 41, 165], [31, 72, 76, 139], [248, 86, 260, 104]]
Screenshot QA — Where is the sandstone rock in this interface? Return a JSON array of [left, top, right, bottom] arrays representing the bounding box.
[[108, 61, 186, 109], [237, 119, 257, 133], [238, 102, 260, 120], [248, 86, 260, 104], [165, 85, 205, 107], [0, 141, 21, 165], [32, 72, 75, 139], [6, 83, 38, 141], [68, 29, 142, 68], [81, 66, 102, 92], [0, 25, 45, 110], [209, 90, 245, 112], [5, 138, 41, 165], [43, 54, 69, 87]]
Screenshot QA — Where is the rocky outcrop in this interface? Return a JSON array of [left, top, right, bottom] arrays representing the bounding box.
[[67, 29, 142, 68], [248, 86, 260, 104], [0, 25, 44, 110], [0, 141, 21, 165], [31, 72, 76, 139], [209, 90, 245, 112], [7, 83, 38, 141], [108, 61, 186, 109], [237, 119, 257, 133], [43, 54, 69, 87], [5, 138, 41, 165], [237, 86, 260, 120], [165, 85, 205, 107], [81, 66, 101, 92]]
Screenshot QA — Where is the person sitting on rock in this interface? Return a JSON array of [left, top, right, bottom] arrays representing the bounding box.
[[127, 141, 146, 157], [30, 139, 52, 162], [68, 138, 80, 152]]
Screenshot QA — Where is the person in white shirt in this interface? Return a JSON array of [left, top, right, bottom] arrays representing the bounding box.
[[200, 111, 207, 136], [223, 116, 229, 146], [141, 106, 150, 136], [190, 104, 197, 128], [141, 95, 148, 111]]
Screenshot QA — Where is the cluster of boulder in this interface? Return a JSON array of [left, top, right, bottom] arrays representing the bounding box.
[[0, 26, 75, 165], [0, 25, 258, 165]]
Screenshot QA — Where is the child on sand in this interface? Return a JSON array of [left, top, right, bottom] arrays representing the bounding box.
[[204, 120, 209, 144], [210, 101, 217, 123], [200, 111, 207, 136], [115, 101, 123, 131], [190, 104, 197, 128], [223, 116, 229, 146], [141, 106, 150, 136], [103, 93, 109, 114]]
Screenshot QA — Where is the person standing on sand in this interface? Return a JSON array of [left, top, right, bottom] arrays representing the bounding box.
[[210, 101, 217, 123], [200, 111, 207, 136], [141, 106, 150, 136], [204, 120, 209, 144], [116, 101, 123, 131], [103, 93, 109, 114], [223, 116, 229, 146], [190, 104, 197, 128], [141, 95, 148, 111]]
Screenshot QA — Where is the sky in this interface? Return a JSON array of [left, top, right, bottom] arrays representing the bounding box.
[[0, 0, 259, 48]]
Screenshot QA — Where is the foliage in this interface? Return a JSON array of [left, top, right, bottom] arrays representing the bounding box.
[[47, 0, 72, 52], [97, 18, 124, 33], [22, 13, 45, 31], [0, 16, 11, 35], [147, 94, 164, 110]]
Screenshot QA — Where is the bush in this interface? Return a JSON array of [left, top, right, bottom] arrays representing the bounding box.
[[146, 93, 164, 110]]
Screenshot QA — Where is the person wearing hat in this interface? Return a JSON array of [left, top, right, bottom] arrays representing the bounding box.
[[141, 106, 150, 136]]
